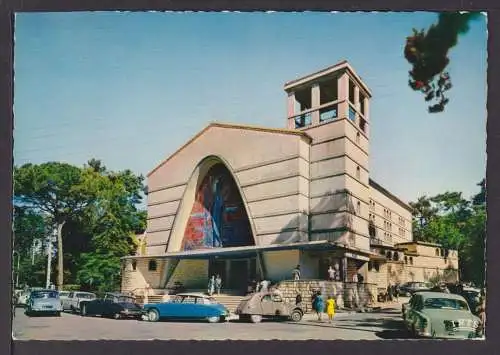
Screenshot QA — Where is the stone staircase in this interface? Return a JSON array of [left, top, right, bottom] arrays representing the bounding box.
[[212, 294, 245, 312]]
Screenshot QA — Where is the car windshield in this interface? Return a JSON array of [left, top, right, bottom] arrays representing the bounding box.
[[424, 298, 469, 311], [197, 297, 216, 305], [77, 293, 95, 299], [31, 291, 58, 299]]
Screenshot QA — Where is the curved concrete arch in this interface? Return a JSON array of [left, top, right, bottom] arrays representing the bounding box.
[[166, 155, 259, 253]]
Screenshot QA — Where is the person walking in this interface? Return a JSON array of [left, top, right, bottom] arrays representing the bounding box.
[[326, 295, 336, 323], [292, 265, 301, 281], [215, 274, 222, 295], [208, 276, 215, 296], [313, 291, 325, 321], [328, 266, 336, 281]]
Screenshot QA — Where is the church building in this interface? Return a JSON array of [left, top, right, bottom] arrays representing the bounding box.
[[121, 61, 459, 298]]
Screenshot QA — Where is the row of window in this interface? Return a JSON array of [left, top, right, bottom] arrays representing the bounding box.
[[383, 220, 393, 231], [369, 199, 407, 228], [398, 227, 406, 237]]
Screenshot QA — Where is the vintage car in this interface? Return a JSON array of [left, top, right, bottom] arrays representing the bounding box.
[[399, 282, 431, 297], [25, 289, 62, 317], [62, 291, 97, 312], [404, 291, 482, 339], [58, 291, 71, 308], [235, 291, 304, 323], [79, 292, 143, 319], [142, 292, 229, 323]]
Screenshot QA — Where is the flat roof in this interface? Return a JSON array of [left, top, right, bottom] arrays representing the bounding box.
[[369, 179, 413, 212], [147, 121, 311, 177], [396, 241, 444, 248], [284, 60, 372, 97]]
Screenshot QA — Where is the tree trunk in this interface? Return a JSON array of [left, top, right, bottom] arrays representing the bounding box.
[[57, 221, 66, 291]]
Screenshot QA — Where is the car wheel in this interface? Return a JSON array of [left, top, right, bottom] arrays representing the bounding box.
[[207, 316, 221, 323], [250, 315, 262, 323], [290, 310, 303, 322], [147, 309, 160, 322], [113, 313, 121, 320], [81, 305, 87, 317], [56, 312, 61, 317]]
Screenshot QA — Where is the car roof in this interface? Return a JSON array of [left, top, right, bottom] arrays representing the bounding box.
[[75, 291, 95, 294], [417, 292, 467, 300], [175, 292, 210, 298]]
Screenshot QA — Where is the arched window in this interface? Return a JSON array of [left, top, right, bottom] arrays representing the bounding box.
[[404, 256, 408, 264], [386, 251, 392, 259], [374, 261, 380, 272], [393, 252, 399, 261], [356, 166, 361, 180], [148, 259, 157, 271], [368, 261, 373, 271]]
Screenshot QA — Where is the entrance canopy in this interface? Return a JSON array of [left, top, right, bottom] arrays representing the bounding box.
[[121, 241, 375, 261]]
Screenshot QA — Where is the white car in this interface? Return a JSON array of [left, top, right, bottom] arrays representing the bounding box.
[[62, 291, 97, 313]]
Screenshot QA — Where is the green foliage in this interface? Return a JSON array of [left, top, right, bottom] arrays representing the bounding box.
[[13, 159, 147, 292], [409, 180, 486, 287]]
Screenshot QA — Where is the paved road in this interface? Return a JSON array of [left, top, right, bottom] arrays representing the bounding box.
[[13, 306, 409, 341]]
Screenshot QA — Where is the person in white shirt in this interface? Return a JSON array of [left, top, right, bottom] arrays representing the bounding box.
[[328, 266, 336, 281]]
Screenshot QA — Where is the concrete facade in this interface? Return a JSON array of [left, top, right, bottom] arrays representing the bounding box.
[[121, 61, 459, 295]]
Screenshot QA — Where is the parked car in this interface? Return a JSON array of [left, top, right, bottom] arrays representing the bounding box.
[[399, 282, 430, 296], [404, 291, 482, 339], [58, 291, 70, 308], [235, 291, 305, 323], [79, 292, 143, 319], [25, 289, 62, 317], [142, 292, 229, 323], [62, 291, 97, 313]]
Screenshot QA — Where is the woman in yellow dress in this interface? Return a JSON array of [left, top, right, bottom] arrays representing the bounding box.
[[326, 295, 336, 323]]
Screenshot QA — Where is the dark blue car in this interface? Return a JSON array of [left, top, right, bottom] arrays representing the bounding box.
[[142, 293, 229, 323]]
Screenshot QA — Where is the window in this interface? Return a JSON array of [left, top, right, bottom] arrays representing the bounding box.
[[182, 296, 196, 304], [132, 260, 137, 271], [356, 166, 361, 180], [356, 132, 361, 144], [349, 80, 356, 104], [148, 259, 157, 271], [393, 252, 399, 261], [368, 261, 373, 271], [409, 257, 413, 265], [404, 256, 408, 264], [359, 93, 366, 115], [374, 262, 380, 272], [435, 248, 440, 256], [359, 118, 366, 133], [356, 201, 361, 214]]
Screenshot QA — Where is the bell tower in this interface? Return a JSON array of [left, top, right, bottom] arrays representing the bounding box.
[[284, 61, 373, 252]]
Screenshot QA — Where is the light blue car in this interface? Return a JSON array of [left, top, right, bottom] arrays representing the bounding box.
[[25, 289, 62, 317], [142, 293, 229, 323]]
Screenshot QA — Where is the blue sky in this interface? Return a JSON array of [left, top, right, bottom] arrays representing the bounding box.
[[13, 12, 487, 204]]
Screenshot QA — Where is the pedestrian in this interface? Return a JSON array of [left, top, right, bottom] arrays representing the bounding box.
[[393, 284, 399, 301], [208, 276, 215, 296], [313, 291, 324, 321], [215, 274, 222, 295], [328, 266, 336, 281], [387, 283, 393, 302], [260, 279, 269, 292], [292, 265, 301, 281], [326, 294, 336, 323], [296, 293, 302, 306]]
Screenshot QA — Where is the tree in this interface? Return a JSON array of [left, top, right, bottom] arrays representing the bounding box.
[[404, 12, 482, 113], [14, 162, 97, 290], [76, 164, 146, 291], [409, 180, 486, 286]]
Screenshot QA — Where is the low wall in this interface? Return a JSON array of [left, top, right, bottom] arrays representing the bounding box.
[[276, 280, 377, 311]]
